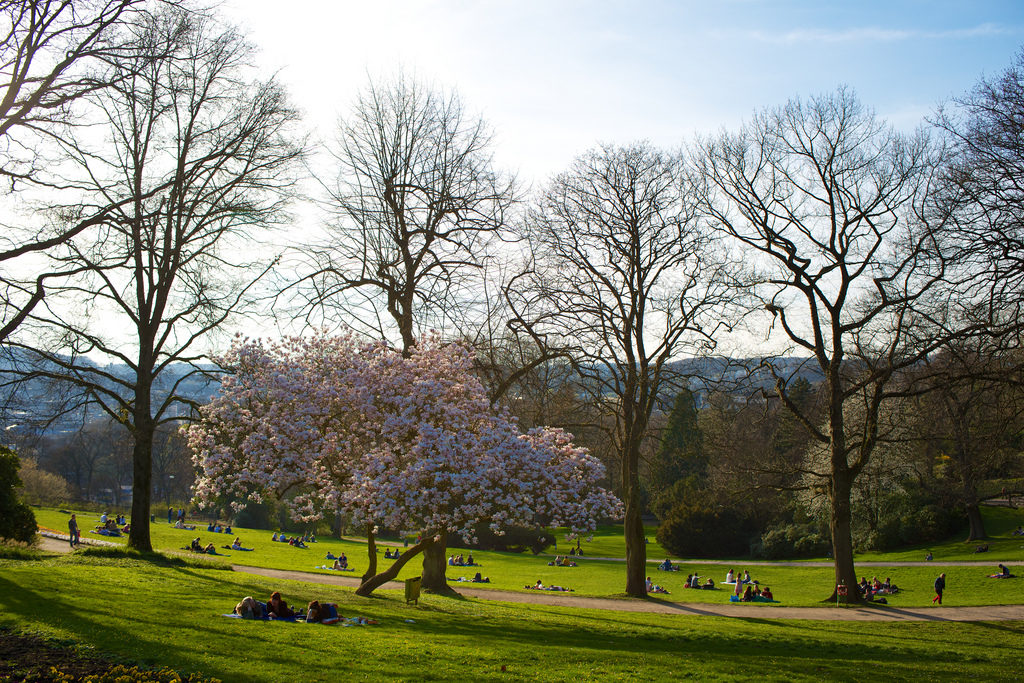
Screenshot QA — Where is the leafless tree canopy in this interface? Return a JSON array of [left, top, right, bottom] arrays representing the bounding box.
[[693, 88, 1000, 599], [509, 141, 740, 596], [6, 5, 303, 550], [294, 75, 516, 353], [0, 0, 152, 343]]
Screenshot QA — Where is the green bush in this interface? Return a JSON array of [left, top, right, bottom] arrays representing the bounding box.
[[465, 524, 551, 554], [758, 522, 830, 559], [656, 502, 754, 558], [0, 447, 37, 543]]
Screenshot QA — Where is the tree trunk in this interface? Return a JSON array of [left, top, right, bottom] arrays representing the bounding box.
[[965, 502, 987, 542], [623, 437, 646, 598], [355, 537, 432, 596], [362, 524, 378, 583], [420, 531, 456, 594], [828, 471, 859, 604], [127, 380, 154, 552]]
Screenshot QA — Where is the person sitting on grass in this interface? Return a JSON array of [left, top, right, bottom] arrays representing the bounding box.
[[741, 570, 752, 584], [333, 557, 349, 570], [974, 544, 989, 553], [760, 586, 774, 600], [989, 563, 1015, 578], [741, 585, 753, 602], [659, 558, 675, 571], [925, 552, 933, 561], [703, 578, 715, 590], [204, 542, 217, 554], [689, 574, 701, 589], [175, 519, 196, 530], [467, 553, 475, 565], [231, 537, 243, 550], [725, 568, 735, 583], [645, 577, 669, 594], [472, 572, 489, 583], [1013, 526, 1024, 536], [684, 573, 693, 587], [190, 537, 202, 552]]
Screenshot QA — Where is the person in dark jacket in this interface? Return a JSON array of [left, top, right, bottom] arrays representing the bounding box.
[[932, 573, 946, 605]]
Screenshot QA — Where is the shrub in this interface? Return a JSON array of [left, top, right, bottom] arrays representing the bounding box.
[[656, 502, 754, 558], [0, 447, 37, 543], [758, 522, 831, 559], [464, 524, 551, 554]]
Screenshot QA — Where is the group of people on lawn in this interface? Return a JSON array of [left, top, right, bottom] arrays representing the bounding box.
[[93, 512, 130, 536], [272, 531, 313, 547], [233, 591, 374, 625], [447, 553, 476, 566], [549, 555, 577, 567]]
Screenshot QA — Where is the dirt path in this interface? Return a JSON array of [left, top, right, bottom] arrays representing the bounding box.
[[36, 532, 1024, 622], [233, 564, 1024, 622]]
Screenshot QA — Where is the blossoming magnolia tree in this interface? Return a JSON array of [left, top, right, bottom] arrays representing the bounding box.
[[187, 332, 621, 595]]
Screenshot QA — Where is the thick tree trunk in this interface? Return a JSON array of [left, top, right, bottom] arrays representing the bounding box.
[[828, 471, 859, 604], [623, 438, 646, 598], [355, 537, 431, 596], [127, 379, 154, 552], [421, 531, 456, 594], [362, 524, 379, 583], [965, 502, 987, 542]]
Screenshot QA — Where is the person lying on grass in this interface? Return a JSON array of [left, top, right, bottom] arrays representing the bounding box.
[[224, 538, 253, 551], [451, 572, 490, 583], [267, 591, 295, 619], [234, 596, 265, 619], [305, 600, 341, 624], [526, 580, 573, 592]]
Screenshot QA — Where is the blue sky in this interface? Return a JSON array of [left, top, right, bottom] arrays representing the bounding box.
[[223, 0, 1024, 184]]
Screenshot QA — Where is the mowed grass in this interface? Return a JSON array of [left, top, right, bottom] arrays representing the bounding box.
[[1, 551, 1023, 682], [31, 507, 1024, 607]]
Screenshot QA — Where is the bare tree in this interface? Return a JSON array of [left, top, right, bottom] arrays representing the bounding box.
[[0, 0, 157, 343], [293, 74, 516, 353], [508, 142, 739, 597], [7, 6, 302, 550], [694, 88, 994, 602], [933, 48, 1024, 315]]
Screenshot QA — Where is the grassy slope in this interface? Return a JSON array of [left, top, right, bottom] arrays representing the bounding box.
[[1, 552, 1022, 682], [34, 507, 1024, 607]]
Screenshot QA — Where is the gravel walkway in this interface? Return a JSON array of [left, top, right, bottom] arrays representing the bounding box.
[[36, 533, 1024, 622]]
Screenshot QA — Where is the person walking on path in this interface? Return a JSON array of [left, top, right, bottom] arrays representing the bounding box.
[[68, 514, 79, 548], [933, 573, 946, 605]]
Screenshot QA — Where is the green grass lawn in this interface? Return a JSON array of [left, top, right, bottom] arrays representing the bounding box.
[[31, 506, 1024, 607], [1, 550, 1022, 682]]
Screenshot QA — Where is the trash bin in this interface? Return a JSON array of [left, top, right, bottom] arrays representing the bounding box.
[[405, 576, 422, 604], [836, 582, 848, 607]]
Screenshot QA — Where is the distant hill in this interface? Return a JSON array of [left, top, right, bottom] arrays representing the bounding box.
[[1, 349, 822, 438]]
